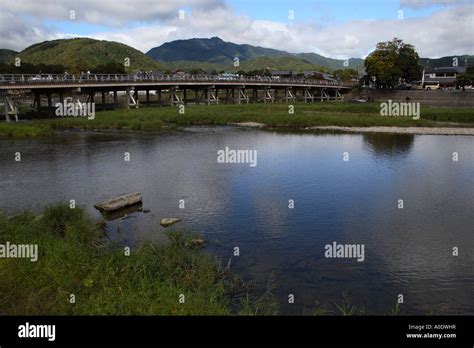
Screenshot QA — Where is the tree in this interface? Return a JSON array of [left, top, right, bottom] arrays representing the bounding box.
[[333, 68, 358, 82], [91, 62, 125, 74], [455, 66, 474, 90], [364, 38, 423, 89]]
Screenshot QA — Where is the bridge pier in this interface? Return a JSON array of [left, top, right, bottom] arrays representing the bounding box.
[[252, 89, 257, 103], [156, 89, 162, 106], [34, 92, 41, 111], [1, 92, 19, 122], [3, 95, 8, 122], [126, 88, 131, 109]]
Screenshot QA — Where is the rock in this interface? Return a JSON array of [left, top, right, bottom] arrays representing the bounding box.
[[143, 209, 151, 213], [94, 192, 142, 212], [160, 218, 181, 227], [190, 238, 204, 247]]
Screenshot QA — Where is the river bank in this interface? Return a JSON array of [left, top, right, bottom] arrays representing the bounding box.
[[0, 204, 277, 315], [2, 129, 472, 315], [1, 102, 473, 137]]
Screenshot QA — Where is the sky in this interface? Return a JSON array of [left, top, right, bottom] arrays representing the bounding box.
[[0, 0, 473, 59]]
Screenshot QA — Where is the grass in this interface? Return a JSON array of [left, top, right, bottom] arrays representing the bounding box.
[[0, 204, 277, 315], [1, 102, 473, 138], [311, 293, 403, 316]]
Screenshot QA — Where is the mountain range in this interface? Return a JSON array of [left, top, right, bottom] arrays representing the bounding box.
[[1, 37, 472, 74], [146, 37, 364, 71]]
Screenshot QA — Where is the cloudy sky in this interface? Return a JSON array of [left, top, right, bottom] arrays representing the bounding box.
[[0, 0, 473, 58]]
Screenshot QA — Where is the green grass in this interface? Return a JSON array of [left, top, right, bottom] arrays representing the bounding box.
[[1, 102, 473, 138], [0, 204, 277, 315]]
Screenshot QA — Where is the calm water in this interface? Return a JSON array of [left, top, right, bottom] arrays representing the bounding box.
[[1, 127, 473, 315]]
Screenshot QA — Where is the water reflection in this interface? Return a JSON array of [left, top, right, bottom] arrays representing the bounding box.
[[362, 133, 415, 157], [0, 128, 473, 315]]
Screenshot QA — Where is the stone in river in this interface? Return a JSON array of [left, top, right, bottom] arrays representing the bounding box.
[[160, 218, 181, 227]]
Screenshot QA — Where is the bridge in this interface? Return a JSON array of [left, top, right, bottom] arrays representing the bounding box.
[[0, 73, 355, 122]]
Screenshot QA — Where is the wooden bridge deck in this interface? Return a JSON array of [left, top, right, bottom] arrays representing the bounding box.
[[0, 74, 355, 121]]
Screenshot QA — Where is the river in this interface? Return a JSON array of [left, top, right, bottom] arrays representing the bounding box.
[[1, 126, 473, 315]]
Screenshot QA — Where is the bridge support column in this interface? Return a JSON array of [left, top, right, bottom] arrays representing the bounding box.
[[146, 90, 150, 107], [59, 92, 64, 105], [252, 89, 257, 103], [113, 91, 118, 108], [102, 92, 106, 106], [47, 93, 52, 108], [2, 93, 18, 122], [183, 89, 187, 105], [240, 89, 249, 104], [134, 90, 138, 106], [34, 92, 41, 111], [235, 88, 241, 104], [126, 88, 131, 109], [3, 95, 9, 122], [157, 89, 162, 106]]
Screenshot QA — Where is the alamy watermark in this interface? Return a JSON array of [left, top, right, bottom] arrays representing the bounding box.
[[55, 101, 95, 120], [217, 146, 257, 167], [18, 322, 55, 341], [380, 100, 420, 120], [0, 241, 38, 262], [324, 241, 365, 262]]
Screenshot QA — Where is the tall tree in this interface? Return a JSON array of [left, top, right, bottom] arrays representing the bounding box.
[[364, 38, 423, 89], [455, 66, 474, 90]]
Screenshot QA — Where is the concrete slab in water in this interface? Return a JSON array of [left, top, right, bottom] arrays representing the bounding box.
[[94, 192, 142, 212]]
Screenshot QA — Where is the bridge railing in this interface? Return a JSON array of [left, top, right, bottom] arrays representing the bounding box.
[[0, 73, 355, 87]]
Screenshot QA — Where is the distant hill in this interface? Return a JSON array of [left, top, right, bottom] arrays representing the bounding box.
[[1, 37, 472, 74], [146, 37, 364, 71], [295, 53, 363, 70], [165, 60, 228, 72], [146, 37, 289, 64], [164, 56, 326, 74], [7, 38, 165, 73], [418, 55, 474, 69], [0, 49, 18, 64], [239, 56, 321, 72], [147, 37, 474, 73]]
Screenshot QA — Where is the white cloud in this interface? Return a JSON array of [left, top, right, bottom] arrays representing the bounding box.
[[0, 0, 472, 59], [91, 4, 473, 59], [1, 0, 225, 25]]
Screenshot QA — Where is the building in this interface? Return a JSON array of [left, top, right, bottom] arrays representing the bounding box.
[[303, 71, 336, 82], [423, 66, 466, 87], [270, 70, 293, 79]]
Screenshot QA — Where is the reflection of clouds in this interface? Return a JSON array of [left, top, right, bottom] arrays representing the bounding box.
[[339, 134, 474, 312], [249, 189, 290, 238], [2, 128, 473, 313]]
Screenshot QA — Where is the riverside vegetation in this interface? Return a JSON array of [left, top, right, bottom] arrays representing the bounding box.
[[0, 204, 278, 315], [0, 204, 448, 315], [1, 102, 473, 137]]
